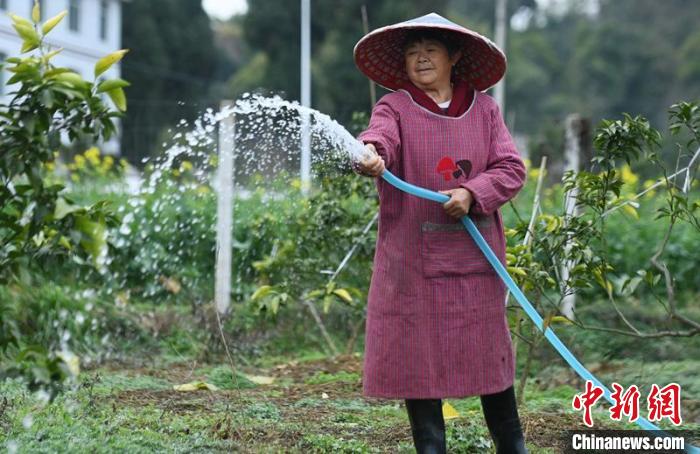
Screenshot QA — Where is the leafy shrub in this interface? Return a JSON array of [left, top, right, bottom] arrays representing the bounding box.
[[0, 281, 145, 398], [0, 3, 129, 396]]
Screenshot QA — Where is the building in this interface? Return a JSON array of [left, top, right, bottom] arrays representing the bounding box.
[[0, 0, 123, 155]]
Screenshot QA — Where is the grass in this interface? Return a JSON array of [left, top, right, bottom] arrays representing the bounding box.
[[5, 350, 697, 453], [2, 285, 699, 452]]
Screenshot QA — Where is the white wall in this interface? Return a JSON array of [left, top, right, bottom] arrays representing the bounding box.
[[0, 0, 123, 155]]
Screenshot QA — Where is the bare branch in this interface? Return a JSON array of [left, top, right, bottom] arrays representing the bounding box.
[[575, 322, 699, 338], [650, 222, 677, 313]]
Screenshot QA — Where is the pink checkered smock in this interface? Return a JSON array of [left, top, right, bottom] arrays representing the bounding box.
[[357, 89, 527, 399]]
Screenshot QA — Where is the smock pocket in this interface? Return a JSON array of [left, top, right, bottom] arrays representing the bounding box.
[[420, 216, 497, 278]]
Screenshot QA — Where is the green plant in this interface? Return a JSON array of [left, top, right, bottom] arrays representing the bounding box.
[[0, 2, 129, 397], [0, 281, 144, 399], [249, 173, 377, 310], [506, 104, 700, 403]]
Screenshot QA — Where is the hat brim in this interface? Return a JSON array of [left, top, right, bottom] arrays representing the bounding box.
[[354, 15, 506, 92]]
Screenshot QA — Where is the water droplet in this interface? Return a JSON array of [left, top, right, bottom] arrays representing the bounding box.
[[22, 415, 33, 429]]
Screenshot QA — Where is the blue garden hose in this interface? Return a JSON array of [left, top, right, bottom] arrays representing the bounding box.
[[381, 169, 699, 453]]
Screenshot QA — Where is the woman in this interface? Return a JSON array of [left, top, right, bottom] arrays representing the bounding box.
[[353, 13, 528, 454]]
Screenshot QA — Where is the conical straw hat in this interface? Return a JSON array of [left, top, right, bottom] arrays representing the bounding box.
[[354, 12, 506, 92]]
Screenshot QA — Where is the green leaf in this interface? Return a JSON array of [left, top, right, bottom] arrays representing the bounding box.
[[31, 1, 41, 23], [622, 276, 642, 295], [106, 87, 127, 111], [44, 68, 71, 78], [270, 296, 280, 314], [74, 215, 107, 266], [322, 295, 334, 314], [6, 73, 27, 85], [96, 78, 130, 93], [251, 285, 273, 301], [332, 288, 353, 304], [622, 204, 639, 219], [51, 71, 88, 88], [54, 198, 81, 220], [13, 23, 39, 44], [20, 40, 40, 54], [42, 11, 67, 35], [507, 266, 527, 277], [94, 49, 129, 78], [42, 48, 63, 63], [307, 289, 324, 299], [9, 14, 33, 29], [550, 316, 573, 325], [58, 236, 72, 250], [39, 89, 54, 108]]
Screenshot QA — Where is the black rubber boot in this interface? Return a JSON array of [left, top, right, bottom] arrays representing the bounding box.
[[480, 386, 528, 454], [404, 398, 447, 454]]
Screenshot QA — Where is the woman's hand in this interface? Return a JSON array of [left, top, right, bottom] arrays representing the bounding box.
[[356, 143, 385, 177], [439, 188, 474, 218]]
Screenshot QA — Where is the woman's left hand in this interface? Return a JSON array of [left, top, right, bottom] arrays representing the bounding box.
[[438, 188, 474, 218]]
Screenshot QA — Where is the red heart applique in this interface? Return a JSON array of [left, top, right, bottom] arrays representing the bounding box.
[[436, 157, 472, 181]]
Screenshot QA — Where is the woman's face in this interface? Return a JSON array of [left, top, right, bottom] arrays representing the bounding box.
[[404, 38, 461, 91]]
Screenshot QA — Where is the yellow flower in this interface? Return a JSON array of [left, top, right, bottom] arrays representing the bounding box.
[[523, 158, 532, 170], [290, 178, 301, 190], [620, 164, 638, 186], [642, 179, 657, 198], [45, 162, 55, 172], [84, 146, 100, 161], [85, 150, 100, 167], [529, 167, 545, 180], [74, 155, 86, 169], [120, 158, 129, 169], [172, 169, 180, 177], [180, 160, 193, 172], [102, 155, 114, 172]]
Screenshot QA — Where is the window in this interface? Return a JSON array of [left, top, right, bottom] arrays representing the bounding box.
[[69, 0, 80, 32], [100, 1, 108, 41]]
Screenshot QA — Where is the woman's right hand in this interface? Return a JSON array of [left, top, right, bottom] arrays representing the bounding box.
[[357, 143, 385, 178]]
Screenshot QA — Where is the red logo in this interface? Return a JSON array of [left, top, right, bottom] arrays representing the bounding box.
[[572, 381, 683, 427], [610, 382, 641, 422], [436, 157, 472, 181], [648, 383, 682, 425], [572, 380, 605, 427]]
